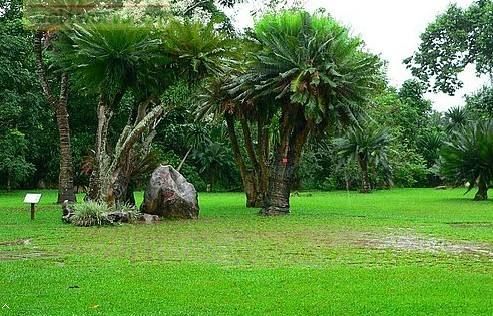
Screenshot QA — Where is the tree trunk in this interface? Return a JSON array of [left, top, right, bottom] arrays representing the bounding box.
[[34, 32, 76, 203], [86, 97, 111, 202], [7, 173, 11, 192], [177, 147, 193, 172], [103, 101, 162, 206], [256, 116, 270, 207], [240, 117, 264, 207], [474, 178, 488, 201], [225, 115, 262, 207], [358, 156, 371, 193], [262, 157, 293, 215], [107, 167, 132, 207], [55, 89, 77, 203], [244, 170, 262, 208], [262, 106, 310, 216]]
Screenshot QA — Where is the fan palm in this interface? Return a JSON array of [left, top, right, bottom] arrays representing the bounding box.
[[445, 106, 469, 132], [162, 19, 236, 81], [233, 10, 382, 214], [334, 122, 392, 193], [55, 18, 167, 100], [419, 131, 444, 167], [55, 17, 234, 204], [440, 119, 493, 200]]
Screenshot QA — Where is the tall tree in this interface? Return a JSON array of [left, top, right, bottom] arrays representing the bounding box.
[[199, 73, 273, 207], [405, 0, 493, 95], [22, 0, 79, 202], [56, 18, 233, 206], [235, 10, 382, 215], [55, 19, 166, 205]]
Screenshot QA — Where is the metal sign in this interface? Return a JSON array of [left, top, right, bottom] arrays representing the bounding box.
[[24, 194, 42, 204], [23, 193, 42, 220]]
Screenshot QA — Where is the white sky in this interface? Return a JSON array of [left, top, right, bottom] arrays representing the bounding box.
[[225, 0, 487, 112]]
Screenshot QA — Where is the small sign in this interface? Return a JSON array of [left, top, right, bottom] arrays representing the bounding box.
[[24, 194, 42, 204]]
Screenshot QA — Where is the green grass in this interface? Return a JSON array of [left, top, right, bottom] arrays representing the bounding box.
[[1, 189, 492, 315]]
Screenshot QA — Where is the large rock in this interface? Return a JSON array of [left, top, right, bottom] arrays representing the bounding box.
[[140, 165, 199, 219]]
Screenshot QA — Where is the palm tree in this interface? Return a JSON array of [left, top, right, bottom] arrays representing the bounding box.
[[56, 18, 234, 205], [233, 10, 382, 215], [334, 123, 392, 193], [55, 18, 166, 204], [419, 131, 444, 167], [34, 33, 76, 204], [440, 119, 493, 201], [199, 73, 274, 207], [445, 106, 469, 132]]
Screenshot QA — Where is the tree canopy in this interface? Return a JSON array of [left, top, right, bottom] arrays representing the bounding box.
[[405, 0, 493, 94]]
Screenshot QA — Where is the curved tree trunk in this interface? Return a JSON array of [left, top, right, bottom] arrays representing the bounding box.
[[474, 178, 488, 201], [240, 117, 264, 207], [34, 32, 76, 203], [86, 97, 112, 202], [105, 101, 163, 207], [225, 114, 261, 207]]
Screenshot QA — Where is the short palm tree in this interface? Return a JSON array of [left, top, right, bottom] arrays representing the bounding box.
[[440, 119, 493, 200], [334, 122, 392, 193], [233, 10, 382, 214], [193, 141, 235, 191]]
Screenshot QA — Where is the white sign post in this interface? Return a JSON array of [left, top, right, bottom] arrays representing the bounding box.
[[24, 194, 42, 220]]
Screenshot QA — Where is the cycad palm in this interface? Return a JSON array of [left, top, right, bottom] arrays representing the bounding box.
[[56, 18, 166, 100], [235, 10, 382, 214], [55, 17, 234, 204], [445, 106, 469, 132], [334, 123, 392, 193], [440, 119, 493, 200]]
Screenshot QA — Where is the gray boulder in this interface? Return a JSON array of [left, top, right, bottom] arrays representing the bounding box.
[[140, 165, 199, 219], [139, 213, 160, 224]]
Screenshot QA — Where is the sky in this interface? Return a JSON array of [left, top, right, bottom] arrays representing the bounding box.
[[225, 0, 487, 112]]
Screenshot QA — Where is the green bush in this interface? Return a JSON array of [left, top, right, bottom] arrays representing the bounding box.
[[71, 202, 111, 227], [389, 145, 429, 187]]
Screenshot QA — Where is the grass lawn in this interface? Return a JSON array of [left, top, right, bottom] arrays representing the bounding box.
[[1, 188, 492, 315]]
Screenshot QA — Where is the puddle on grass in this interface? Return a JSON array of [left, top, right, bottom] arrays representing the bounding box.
[[446, 222, 493, 228], [0, 250, 56, 261], [0, 238, 57, 261], [357, 233, 493, 258], [0, 239, 32, 246]]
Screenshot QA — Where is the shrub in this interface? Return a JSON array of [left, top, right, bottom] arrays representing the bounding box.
[[71, 202, 111, 227]]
